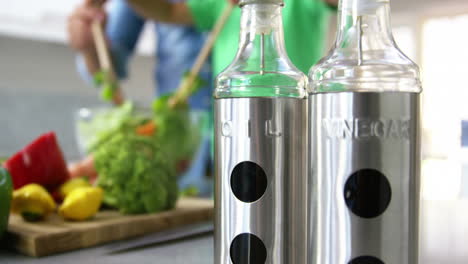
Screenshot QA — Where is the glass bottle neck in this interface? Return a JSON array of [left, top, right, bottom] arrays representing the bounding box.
[[335, 0, 395, 57], [214, 3, 306, 99], [310, 0, 422, 94], [236, 3, 288, 74]]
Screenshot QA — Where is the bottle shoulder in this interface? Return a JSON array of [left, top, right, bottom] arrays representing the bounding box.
[[215, 61, 308, 98], [309, 46, 422, 93]]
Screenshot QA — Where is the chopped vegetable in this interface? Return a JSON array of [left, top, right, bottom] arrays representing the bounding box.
[[135, 120, 157, 137], [100, 83, 115, 101], [4, 132, 69, 190], [11, 184, 56, 222], [94, 133, 178, 214], [152, 94, 200, 167], [94, 70, 117, 102], [59, 186, 103, 221]]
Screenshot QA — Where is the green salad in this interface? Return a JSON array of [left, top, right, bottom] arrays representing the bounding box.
[[76, 98, 201, 214], [94, 133, 178, 214]]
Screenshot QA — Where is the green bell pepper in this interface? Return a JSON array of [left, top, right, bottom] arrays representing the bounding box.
[[0, 167, 13, 239]]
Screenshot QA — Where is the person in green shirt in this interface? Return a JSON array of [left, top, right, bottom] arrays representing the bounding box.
[[126, 0, 337, 174], [127, 0, 337, 76]]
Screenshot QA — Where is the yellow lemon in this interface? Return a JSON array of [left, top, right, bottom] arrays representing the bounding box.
[[58, 178, 91, 199], [59, 187, 103, 221], [11, 184, 56, 221]]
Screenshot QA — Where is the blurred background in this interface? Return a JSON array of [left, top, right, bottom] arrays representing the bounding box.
[[0, 0, 467, 262]]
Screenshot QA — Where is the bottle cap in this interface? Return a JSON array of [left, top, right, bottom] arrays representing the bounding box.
[[342, 0, 388, 15]]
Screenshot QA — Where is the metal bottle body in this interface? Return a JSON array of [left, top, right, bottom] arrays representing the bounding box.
[[215, 97, 308, 263], [309, 92, 420, 264]]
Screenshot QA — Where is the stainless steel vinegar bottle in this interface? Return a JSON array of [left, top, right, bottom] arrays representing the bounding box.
[[309, 0, 422, 263], [214, 0, 308, 263]]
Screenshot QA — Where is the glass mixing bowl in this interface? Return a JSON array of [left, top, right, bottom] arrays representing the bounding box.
[[74, 105, 209, 177]]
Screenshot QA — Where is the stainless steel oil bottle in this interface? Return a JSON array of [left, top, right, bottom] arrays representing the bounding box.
[[308, 0, 422, 263], [214, 0, 308, 263]]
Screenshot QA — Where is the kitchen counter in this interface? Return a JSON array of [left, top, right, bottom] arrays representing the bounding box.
[[1, 199, 467, 263], [0, 234, 214, 264]]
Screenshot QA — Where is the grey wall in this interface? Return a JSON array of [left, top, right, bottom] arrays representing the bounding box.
[[0, 36, 154, 160]]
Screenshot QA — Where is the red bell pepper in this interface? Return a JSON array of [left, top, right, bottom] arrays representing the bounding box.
[[4, 132, 69, 190]]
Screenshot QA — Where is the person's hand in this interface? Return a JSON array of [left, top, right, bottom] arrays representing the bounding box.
[[68, 155, 98, 183], [67, 0, 107, 54]]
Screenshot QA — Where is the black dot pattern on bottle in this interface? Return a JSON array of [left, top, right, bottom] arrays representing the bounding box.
[[344, 168, 392, 218], [349, 255, 385, 264], [230, 233, 267, 264], [230, 161, 268, 203]]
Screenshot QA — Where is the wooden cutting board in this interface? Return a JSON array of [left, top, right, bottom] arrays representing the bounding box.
[[6, 198, 214, 257]]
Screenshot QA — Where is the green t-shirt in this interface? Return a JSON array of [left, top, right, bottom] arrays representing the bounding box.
[[187, 0, 333, 76]]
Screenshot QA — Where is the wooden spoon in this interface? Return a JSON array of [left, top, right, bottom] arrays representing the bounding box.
[[91, 19, 125, 105], [168, 3, 235, 108]]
